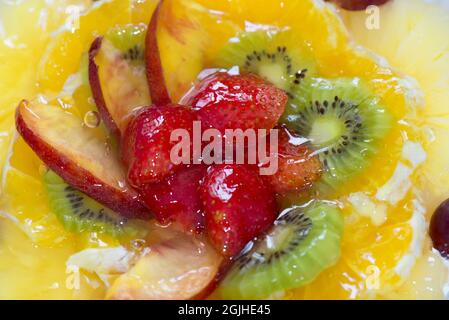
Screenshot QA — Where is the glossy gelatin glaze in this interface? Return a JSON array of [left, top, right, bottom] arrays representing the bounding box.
[[0, 0, 448, 299]]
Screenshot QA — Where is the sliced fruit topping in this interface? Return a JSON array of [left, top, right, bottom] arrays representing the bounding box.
[[326, 0, 391, 11], [15, 100, 149, 219], [265, 127, 322, 193], [145, 0, 171, 105], [141, 165, 207, 234], [44, 169, 148, 239], [144, 0, 239, 103], [184, 72, 287, 133], [215, 30, 316, 95], [201, 164, 277, 258], [282, 78, 393, 193], [107, 233, 222, 300], [89, 24, 151, 138], [216, 201, 344, 299], [430, 198, 449, 258], [121, 104, 197, 187]]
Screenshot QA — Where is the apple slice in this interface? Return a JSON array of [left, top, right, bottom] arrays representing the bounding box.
[[89, 25, 151, 138], [15, 100, 150, 219], [145, 0, 239, 103], [107, 233, 222, 300]]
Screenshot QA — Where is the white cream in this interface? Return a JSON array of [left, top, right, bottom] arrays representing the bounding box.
[[376, 162, 413, 205], [402, 141, 427, 168], [348, 192, 387, 226], [58, 72, 83, 98], [66, 246, 134, 281], [394, 199, 426, 278], [396, 76, 425, 110]]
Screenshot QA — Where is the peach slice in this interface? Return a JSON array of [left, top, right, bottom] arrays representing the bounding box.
[[15, 100, 150, 219], [145, 1, 171, 105], [145, 0, 239, 103], [89, 32, 151, 138], [107, 233, 222, 300]]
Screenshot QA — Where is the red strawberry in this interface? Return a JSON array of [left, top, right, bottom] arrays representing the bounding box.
[[200, 164, 277, 257], [141, 165, 207, 234], [184, 72, 287, 133], [121, 104, 197, 188], [260, 127, 322, 193]]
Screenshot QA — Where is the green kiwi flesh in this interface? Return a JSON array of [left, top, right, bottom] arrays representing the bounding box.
[[44, 169, 148, 239], [282, 77, 393, 193], [216, 201, 343, 300], [81, 24, 146, 87], [105, 24, 146, 64], [215, 30, 316, 95]]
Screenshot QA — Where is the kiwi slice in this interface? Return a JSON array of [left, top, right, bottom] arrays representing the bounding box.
[[215, 30, 317, 95], [216, 201, 343, 299], [282, 77, 393, 193], [44, 170, 147, 238], [105, 24, 146, 64]]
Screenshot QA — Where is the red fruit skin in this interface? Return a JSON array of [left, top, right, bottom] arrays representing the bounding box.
[[201, 164, 277, 257], [184, 72, 287, 133], [16, 100, 150, 219], [327, 0, 390, 11], [122, 104, 197, 188], [141, 165, 208, 234], [263, 127, 322, 193], [88, 37, 121, 138], [430, 199, 449, 258], [145, 0, 171, 105]]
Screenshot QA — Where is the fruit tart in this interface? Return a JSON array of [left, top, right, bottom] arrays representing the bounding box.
[[1, 0, 449, 300]]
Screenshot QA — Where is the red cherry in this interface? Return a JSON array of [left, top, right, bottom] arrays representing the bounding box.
[[326, 0, 391, 11], [141, 165, 208, 234], [430, 199, 449, 258], [184, 72, 287, 134], [200, 164, 277, 257], [121, 104, 197, 188]]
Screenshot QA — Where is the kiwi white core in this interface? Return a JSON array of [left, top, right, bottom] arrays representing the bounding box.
[[257, 63, 288, 90], [264, 226, 295, 253], [308, 116, 344, 148]]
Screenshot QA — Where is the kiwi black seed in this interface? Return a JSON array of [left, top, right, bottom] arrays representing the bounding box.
[[215, 30, 317, 95], [43, 169, 147, 239], [216, 201, 343, 299], [80, 24, 147, 88], [105, 23, 147, 63], [281, 77, 393, 193]]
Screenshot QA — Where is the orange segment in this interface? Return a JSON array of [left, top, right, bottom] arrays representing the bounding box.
[[37, 0, 133, 93], [2, 166, 73, 246], [287, 193, 423, 299], [131, 0, 159, 24], [0, 218, 106, 299]]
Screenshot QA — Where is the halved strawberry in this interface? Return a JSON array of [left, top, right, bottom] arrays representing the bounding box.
[[121, 104, 197, 188], [141, 165, 207, 234], [200, 164, 277, 257], [183, 72, 288, 133], [263, 127, 322, 193]]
